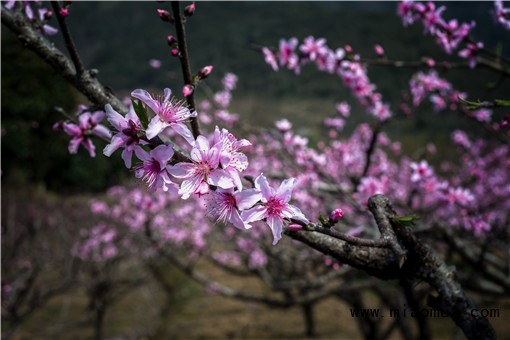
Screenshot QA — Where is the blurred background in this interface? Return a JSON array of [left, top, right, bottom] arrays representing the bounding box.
[[2, 1, 510, 338]]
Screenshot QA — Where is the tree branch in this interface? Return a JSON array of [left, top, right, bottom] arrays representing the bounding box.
[[1, 8, 127, 115], [170, 1, 200, 139]]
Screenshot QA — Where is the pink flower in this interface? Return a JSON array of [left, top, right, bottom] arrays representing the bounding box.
[[278, 38, 300, 73], [103, 104, 147, 168], [473, 108, 492, 122], [275, 119, 292, 132], [300, 36, 328, 61], [458, 42, 483, 69], [168, 135, 234, 199], [213, 126, 251, 189], [63, 110, 111, 157], [222, 73, 238, 91], [445, 187, 474, 207], [335, 102, 351, 117], [131, 88, 197, 144], [149, 59, 162, 69], [207, 187, 261, 230], [241, 174, 309, 245], [410, 160, 433, 182], [133, 144, 176, 192], [262, 47, 279, 71], [494, 1, 510, 30]]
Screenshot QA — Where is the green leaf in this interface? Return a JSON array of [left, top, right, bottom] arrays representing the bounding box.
[[132, 99, 149, 129], [318, 215, 328, 226], [394, 214, 420, 227], [495, 99, 510, 107], [457, 97, 482, 110]]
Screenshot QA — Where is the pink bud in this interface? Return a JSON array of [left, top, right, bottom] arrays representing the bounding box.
[[59, 8, 69, 17], [171, 48, 179, 56], [44, 10, 54, 20], [329, 208, 344, 223], [184, 2, 195, 17], [374, 44, 384, 57], [423, 57, 435, 67], [183, 84, 194, 97], [287, 223, 303, 231], [157, 9, 172, 22], [344, 44, 353, 54], [167, 35, 177, 46], [198, 65, 213, 79]]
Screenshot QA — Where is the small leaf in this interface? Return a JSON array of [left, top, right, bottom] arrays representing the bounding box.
[[318, 215, 328, 226], [495, 99, 510, 107], [394, 214, 420, 227], [132, 99, 149, 129]]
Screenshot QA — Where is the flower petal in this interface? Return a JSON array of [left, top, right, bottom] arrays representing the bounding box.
[[230, 210, 250, 230], [276, 178, 296, 203], [103, 135, 124, 157], [267, 215, 284, 245], [131, 89, 159, 113], [254, 173, 274, 201], [105, 104, 127, 131], [146, 116, 168, 140], [121, 148, 133, 168], [235, 189, 262, 210], [208, 169, 234, 189], [151, 144, 174, 165], [163, 88, 172, 102], [170, 123, 195, 146], [92, 124, 112, 140], [167, 163, 195, 178], [241, 205, 267, 224], [134, 146, 151, 162]]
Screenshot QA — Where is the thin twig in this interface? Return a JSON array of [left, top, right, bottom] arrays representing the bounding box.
[[170, 1, 200, 139], [51, 1, 85, 75]]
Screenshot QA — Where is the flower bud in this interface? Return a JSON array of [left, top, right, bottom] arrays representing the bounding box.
[[184, 3, 195, 17], [183, 84, 194, 97], [329, 208, 344, 223], [171, 48, 179, 57], [287, 223, 303, 231], [374, 44, 384, 57], [43, 10, 54, 20], [344, 44, 353, 54], [59, 8, 69, 17], [166, 35, 177, 47], [157, 9, 172, 22], [198, 65, 213, 79]]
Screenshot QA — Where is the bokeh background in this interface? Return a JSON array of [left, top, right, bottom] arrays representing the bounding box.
[[2, 1, 510, 338]]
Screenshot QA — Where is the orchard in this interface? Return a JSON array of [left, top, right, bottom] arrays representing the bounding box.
[[2, 1, 510, 339]]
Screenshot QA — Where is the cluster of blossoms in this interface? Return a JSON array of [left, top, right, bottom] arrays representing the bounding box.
[[72, 222, 120, 262], [3, 0, 58, 35], [397, 1, 484, 67], [58, 84, 309, 245], [407, 70, 507, 131], [54, 105, 112, 157], [494, 1, 510, 30], [261, 38, 392, 121], [196, 73, 240, 127]]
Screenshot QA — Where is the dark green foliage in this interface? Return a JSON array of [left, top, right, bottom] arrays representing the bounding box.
[[1, 33, 127, 193]]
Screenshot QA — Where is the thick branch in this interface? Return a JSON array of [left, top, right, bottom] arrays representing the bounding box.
[[285, 229, 401, 280], [368, 195, 496, 340], [1, 9, 127, 114]]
